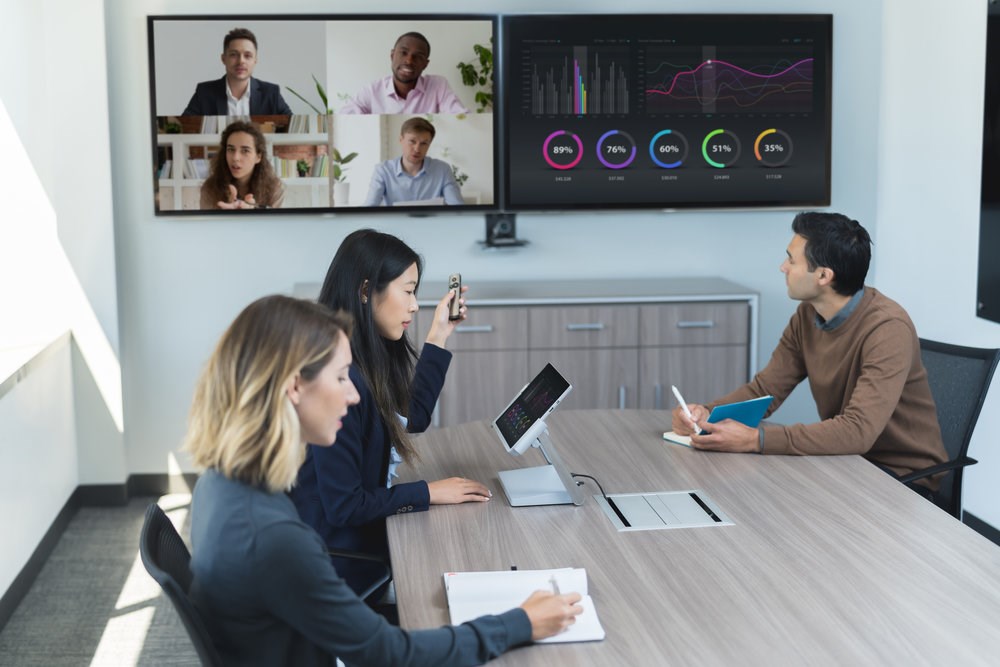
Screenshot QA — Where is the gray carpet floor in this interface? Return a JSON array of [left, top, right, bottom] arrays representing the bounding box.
[[0, 497, 200, 666]]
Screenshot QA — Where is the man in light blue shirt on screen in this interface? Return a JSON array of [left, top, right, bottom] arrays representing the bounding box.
[[363, 117, 463, 207]]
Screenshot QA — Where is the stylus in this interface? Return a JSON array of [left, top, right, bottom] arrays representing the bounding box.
[[671, 385, 702, 435]]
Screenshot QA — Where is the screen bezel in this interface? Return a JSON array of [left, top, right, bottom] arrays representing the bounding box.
[[492, 363, 573, 454], [500, 13, 833, 212], [147, 13, 499, 217]]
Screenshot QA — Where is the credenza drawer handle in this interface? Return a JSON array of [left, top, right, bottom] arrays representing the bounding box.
[[676, 320, 715, 329], [566, 323, 605, 332], [455, 325, 495, 334]]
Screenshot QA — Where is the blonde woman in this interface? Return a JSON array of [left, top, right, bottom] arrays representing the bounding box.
[[185, 295, 581, 665]]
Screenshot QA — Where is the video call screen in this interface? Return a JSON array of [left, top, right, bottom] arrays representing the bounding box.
[[495, 363, 571, 448], [502, 14, 832, 211], [148, 15, 497, 215]]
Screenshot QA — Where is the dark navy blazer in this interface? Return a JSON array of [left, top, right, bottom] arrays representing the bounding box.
[[290, 344, 451, 595], [181, 76, 292, 116]]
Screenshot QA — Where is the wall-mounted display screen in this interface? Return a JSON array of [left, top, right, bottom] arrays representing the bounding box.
[[501, 14, 832, 211], [148, 14, 496, 215]]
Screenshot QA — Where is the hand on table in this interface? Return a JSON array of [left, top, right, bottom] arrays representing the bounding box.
[[428, 476, 491, 504]]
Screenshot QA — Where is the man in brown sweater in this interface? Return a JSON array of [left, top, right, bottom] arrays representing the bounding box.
[[671, 212, 947, 490]]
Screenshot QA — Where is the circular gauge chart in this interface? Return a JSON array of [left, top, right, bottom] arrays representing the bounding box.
[[754, 129, 794, 167], [701, 129, 742, 168], [649, 130, 689, 169], [542, 130, 584, 170], [596, 130, 637, 169]]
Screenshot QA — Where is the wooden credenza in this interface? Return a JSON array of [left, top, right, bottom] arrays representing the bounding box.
[[409, 278, 758, 428]]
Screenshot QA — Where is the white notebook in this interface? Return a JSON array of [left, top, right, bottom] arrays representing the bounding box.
[[443, 567, 606, 643]]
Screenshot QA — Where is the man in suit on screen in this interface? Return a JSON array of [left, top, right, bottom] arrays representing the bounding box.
[[182, 27, 292, 116]]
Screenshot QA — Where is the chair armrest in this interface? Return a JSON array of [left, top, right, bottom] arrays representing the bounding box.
[[327, 548, 389, 565], [896, 456, 978, 486], [327, 548, 392, 602]]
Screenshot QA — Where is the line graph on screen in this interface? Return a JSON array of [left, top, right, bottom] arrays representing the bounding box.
[[645, 48, 814, 114]]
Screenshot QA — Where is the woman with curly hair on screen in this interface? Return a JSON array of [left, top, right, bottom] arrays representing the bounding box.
[[199, 120, 284, 209]]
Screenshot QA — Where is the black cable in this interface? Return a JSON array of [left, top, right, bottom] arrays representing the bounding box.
[[571, 472, 631, 527], [570, 472, 608, 501]]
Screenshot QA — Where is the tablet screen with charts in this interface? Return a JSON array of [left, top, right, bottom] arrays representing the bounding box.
[[493, 363, 572, 453]]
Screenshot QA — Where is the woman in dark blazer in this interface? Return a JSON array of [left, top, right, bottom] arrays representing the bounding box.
[[290, 230, 492, 599]]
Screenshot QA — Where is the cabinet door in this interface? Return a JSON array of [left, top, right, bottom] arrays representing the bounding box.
[[414, 307, 528, 352], [637, 346, 748, 409], [436, 349, 529, 428], [449, 308, 528, 352], [529, 348, 639, 410], [529, 305, 639, 349], [638, 302, 749, 346]]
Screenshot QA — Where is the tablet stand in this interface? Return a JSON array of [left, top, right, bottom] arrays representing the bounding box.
[[498, 425, 587, 506]]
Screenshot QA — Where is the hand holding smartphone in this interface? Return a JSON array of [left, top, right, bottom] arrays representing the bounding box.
[[448, 273, 463, 320]]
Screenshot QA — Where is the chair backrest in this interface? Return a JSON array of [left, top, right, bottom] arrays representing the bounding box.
[[919, 338, 1000, 517], [139, 503, 223, 667]]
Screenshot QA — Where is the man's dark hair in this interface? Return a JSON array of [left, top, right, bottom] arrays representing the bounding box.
[[394, 31, 431, 56], [791, 212, 872, 296], [224, 28, 258, 52]]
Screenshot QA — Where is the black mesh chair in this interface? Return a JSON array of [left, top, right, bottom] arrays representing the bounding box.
[[139, 503, 222, 666], [895, 339, 1000, 519]]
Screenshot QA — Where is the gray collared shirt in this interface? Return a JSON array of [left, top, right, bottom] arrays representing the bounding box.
[[815, 288, 865, 331]]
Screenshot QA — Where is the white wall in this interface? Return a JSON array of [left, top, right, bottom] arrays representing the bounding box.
[[0, 0, 120, 356], [0, 340, 78, 598], [873, 0, 999, 525], [1, 0, 124, 603], [103, 0, 998, 521]]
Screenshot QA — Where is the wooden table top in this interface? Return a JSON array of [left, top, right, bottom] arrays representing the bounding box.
[[387, 409, 1000, 666]]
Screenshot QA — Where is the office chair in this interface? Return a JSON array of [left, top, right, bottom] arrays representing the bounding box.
[[139, 503, 223, 667], [895, 339, 1000, 519], [327, 548, 392, 603]]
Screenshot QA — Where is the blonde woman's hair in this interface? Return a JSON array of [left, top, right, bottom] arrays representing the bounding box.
[[183, 295, 352, 493]]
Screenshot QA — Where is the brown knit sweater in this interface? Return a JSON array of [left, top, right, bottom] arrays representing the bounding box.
[[712, 287, 947, 487]]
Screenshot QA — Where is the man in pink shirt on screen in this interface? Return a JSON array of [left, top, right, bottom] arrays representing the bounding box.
[[340, 32, 469, 115]]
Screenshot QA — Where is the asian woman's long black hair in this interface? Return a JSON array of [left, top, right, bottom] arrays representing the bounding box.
[[318, 229, 422, 461]]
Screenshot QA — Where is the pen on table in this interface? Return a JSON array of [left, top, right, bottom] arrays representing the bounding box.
[[549, 575, 561, 595], [671, 385, 702, 435]]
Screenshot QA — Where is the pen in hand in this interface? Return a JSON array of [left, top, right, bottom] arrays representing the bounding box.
[[549, 575, 561, 595], [671, 385, 702, 435]]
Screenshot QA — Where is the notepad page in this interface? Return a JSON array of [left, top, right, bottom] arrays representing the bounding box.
[[443, 568, 605, 643]]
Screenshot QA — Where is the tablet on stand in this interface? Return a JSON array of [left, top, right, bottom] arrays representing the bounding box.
[[491, 363, 587, 507]]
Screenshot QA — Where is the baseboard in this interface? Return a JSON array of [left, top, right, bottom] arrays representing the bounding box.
[[0, 472, 199, 631], [75, 483, 129, 506], [964, 512, 1000, 546], [127, 472, 198, 497], [66, 474, 198, 507], [0, 489, 81, 630]]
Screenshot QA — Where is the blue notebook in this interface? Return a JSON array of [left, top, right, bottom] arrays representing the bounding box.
[[662, 395, 773, 447]]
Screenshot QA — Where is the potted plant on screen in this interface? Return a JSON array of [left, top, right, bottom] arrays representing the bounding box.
[[457, 39, 493, 112], [330, 148, 358, 206], [287, 75, 351, 205]]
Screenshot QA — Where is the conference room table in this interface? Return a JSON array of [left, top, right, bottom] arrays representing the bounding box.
[[386, 409, 1000, 665]]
